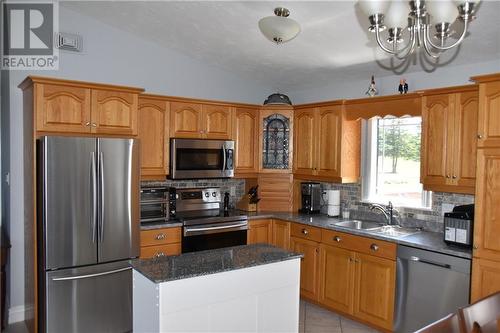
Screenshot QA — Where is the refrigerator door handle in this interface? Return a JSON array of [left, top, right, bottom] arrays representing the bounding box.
[[99, 151, 105, 243], [51, 267, 131, 281], [91, 152, 97, 243]]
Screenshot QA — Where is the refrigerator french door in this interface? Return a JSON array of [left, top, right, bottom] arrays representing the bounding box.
[[39, 136, 140, 333]]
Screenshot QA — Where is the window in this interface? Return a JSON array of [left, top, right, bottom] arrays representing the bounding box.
[[362, 116, 431, 208]]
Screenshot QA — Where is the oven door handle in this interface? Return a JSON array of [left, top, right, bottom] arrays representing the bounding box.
[[184, 221, 248, 237]]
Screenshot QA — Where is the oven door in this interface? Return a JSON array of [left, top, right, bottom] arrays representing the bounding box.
[[170, 139, 234, 179], [182, 220, 247, 253]]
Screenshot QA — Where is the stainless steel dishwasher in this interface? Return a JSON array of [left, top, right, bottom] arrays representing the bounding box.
[[394, 245, 471, 333]]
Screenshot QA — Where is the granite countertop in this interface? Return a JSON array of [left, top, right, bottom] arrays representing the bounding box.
[[140, 210, 472, 259], [131, 243, 303, 284]]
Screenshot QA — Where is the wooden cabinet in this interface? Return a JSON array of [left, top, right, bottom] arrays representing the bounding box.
[[138, 95, 169, 179], [476, 78, 500, 147], [318, 229, 396, 331], [170, 101, 232, 139], [233, 107, 259, 176], [291, 236, 319, 301], [24, 77, 143, 136], [471, 257, 500, 302], [293, 103, 360, 182], [257, 173, 293, 212], [272, 220, 290, 250], [140, 227, 182, 259], [247, 219, 273, 244], [421, 87, 479, 194], [353, 253, 395, 330]]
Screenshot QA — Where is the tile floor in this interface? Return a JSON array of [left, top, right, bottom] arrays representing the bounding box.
[[299, 300, 381, 333], [3, 300, 380, 333]]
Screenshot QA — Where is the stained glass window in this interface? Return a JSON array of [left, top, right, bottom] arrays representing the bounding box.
[[262, 113, 290, 169]]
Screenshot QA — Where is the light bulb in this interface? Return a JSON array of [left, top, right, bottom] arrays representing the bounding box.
[[427, 0, 459, 24], [385, 0, 410, 29], [359, 0, 390, 16]]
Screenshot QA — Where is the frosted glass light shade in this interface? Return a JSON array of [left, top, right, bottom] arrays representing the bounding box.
[[454, 0, 480, 6], [359, 0, 390, 16], [385, 0, 410, 29], [258, 16, 301, 44], [427, 0, 459, 24]]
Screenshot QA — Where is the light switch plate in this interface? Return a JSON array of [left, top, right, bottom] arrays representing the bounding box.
[[442, 203, 454, 214]]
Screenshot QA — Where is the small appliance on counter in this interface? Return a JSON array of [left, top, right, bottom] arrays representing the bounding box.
[[140, 187, 176, 224], [326, 190, 340, 217], [299, 182, 321, 214], [443, 204, 474, 247]]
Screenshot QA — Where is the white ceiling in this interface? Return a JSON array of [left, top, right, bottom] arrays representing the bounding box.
[[62, 1, 500, 92]]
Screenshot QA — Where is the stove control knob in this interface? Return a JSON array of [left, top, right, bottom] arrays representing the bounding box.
[[205, 192, 209, 198], [212, 192, 217, 197]]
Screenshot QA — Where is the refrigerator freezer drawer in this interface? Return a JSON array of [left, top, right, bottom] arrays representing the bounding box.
[[45, 261, 132, 333]]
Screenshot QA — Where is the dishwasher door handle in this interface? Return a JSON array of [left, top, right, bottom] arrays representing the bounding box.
[[410, 256, 451, 269]]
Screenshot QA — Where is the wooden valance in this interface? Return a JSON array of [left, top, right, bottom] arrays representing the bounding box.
[[344, 92, 423, 120]]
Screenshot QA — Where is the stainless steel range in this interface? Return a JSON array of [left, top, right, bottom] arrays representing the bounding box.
[[175, 188, 248, 253]]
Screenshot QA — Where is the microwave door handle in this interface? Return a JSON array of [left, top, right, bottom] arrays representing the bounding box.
[[222, 145, 227, 171]]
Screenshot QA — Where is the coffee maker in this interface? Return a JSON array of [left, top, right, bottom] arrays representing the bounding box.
[[300, 182, 321, 214]]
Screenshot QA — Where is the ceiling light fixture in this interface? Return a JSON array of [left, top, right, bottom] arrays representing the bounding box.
[[258, 7, 301, 45], [359, 0, 480, 59]]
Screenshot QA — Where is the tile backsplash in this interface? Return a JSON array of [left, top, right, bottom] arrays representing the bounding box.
[[141, 179, 246, 208], [318, 182, 474, 233]]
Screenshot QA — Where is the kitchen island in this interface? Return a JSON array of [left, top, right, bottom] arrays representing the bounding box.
[[131, 244, 302, 333]]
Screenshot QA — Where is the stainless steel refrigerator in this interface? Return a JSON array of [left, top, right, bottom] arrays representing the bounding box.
[[38, 136, 140, 333]]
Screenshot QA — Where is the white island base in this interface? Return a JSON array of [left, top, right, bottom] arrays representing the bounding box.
[[133, 258, 301, 332]]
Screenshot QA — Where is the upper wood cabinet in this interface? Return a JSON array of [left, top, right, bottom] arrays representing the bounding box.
[[20, 76, 143, 136], [293, 103, 360, 182], [421, 86, 479, 194], [170, 101, 232, 139], [138, 95, 169, 179], [233, 107, 259, 176], [473, 75, 500, 147]]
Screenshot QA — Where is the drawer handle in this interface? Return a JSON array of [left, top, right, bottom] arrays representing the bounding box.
[[155, 233, 166, 240], [477, 134, 483, 139], [334, 236, 341, 242], [370, 243, 379, 251], [154, 252, 165, 258], [302, 229, 309, 235]]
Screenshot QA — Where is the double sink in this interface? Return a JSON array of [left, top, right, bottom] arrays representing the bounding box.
[[332, 220, 420, 238]]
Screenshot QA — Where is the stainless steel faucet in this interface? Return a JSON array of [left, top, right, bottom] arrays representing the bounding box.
[[370, 201, 397, 225]]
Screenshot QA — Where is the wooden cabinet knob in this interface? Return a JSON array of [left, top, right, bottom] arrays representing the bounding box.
[[446, 175, 451, 179], [85, 122, 91, 127], [473, 244, 478, 250], [477, 134, 483, 139], [91, 123, 97, 127], [349, 257, 354, 262], [452, 175, 457, 179], [155, 233, 166, 240], [334, 236, 341, 242], [302, 229, 309, 235], [370, 244, 379, 251], [154, 252, 165, 258]]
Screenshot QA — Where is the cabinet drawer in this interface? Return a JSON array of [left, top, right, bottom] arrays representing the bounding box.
[[291, 224, 321, 242], [140, 227, 181, 246], [321, 229, 396, 260], [140, 243, 181, 259]]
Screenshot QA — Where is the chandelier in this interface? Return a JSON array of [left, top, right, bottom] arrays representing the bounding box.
[[359, 0, 480, 59], [258, 7, 301, 45]]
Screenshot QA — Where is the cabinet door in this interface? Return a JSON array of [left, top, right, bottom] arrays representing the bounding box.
[[471, 257, 500, 302], [272, 220, 290, 250], [293, 108, 317, 176], [474, 148, 500, 262], [477, 80, 500, 147], [170, 102, 203, 138], [91, 89, 138, 135], [316, 106, 342, 178], [319, 244, 354, 314], [291, 237, 319, 301], [138, 98, 169, 178], [453, 91, 478, 191], [203, 104, 232, 139], [353, 253, 395, 331], [421, 94, 454, 188], [35, 83, 91, 133], [234, 108, 259, 175], [140, 243, 181, 259], [247, 219, 272, 244]]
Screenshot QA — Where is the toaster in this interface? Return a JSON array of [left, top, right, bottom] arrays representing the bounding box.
[[443, 204, 474, 247]]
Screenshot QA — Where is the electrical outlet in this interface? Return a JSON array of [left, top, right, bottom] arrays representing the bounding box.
[[230, 186, 236, 196]]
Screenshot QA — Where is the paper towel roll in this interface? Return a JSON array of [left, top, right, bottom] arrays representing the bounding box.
[[327, 190, 340, 206]]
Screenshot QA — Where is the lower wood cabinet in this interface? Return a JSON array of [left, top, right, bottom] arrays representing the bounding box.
[[291, 236, 320, 301], [140, 227, 182, 259], [272, 220, 290, 250], [247, 219, 273, 244], [471, 257, 500, 302]]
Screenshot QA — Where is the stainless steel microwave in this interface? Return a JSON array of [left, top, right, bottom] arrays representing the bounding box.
[[170, 138, 234, 179]]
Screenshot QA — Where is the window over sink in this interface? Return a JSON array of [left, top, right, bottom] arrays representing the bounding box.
[[362, 116, 432, 209]]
